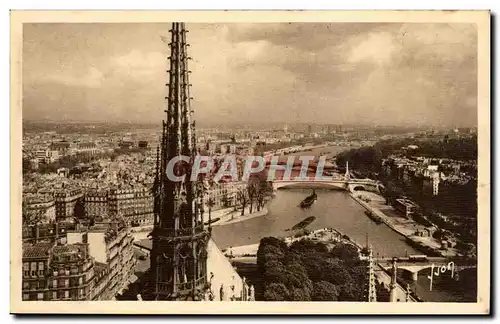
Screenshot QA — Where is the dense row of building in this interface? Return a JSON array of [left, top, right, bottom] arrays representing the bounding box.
[[22, 219, 136, 301], [381, 153, 477, 197], [23, 177, 253, 229]]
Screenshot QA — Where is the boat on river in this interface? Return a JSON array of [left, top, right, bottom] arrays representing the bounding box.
[[299, 190, 317, 208], [365, 210, 382, 224], [286, 216, 317, 231]]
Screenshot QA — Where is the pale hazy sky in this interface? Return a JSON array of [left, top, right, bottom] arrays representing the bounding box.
[[22, 23, 477, 127]]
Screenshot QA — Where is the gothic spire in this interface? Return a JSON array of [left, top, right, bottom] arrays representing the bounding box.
[[148, 22, 210, 301]]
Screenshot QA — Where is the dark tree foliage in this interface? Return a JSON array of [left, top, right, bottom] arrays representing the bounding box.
[[322, 259, 352, 286], [256, 237, 366, 301], [301, 253, 329, 282], [257, 237, 287, 267], [339, 280, 364, 301], [263, 282, 289, 301], [330, 243, 360, 262], [283, 262, 311, 289], [288, 287, 312, 301], [312, 281, 340, 301]]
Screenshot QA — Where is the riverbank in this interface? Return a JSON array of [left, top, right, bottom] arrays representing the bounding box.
[[209, 206, 269, 227], [350, 191, 458, 257]]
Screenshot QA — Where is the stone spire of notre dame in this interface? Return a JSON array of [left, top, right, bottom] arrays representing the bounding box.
[[145, 22, 211, 301]]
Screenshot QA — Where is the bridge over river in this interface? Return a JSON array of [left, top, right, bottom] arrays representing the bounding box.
[[269, 160, 382, 193], [272, 178, 381, 192], [375, 257, 477, 281]]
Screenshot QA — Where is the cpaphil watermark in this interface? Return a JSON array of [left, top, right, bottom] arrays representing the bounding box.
[[163, 155, 335, 182]]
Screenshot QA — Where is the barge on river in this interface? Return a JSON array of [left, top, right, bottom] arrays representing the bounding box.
[[299, 190, 317, 208]]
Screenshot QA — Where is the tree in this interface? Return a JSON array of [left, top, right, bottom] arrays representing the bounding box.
[[262, 259, 286, 284], [322, 259, 352, 286], [263, 283, 289, 301], [339, 280, 365, 301], [330, 243, 360, 262], [301, 253, 329, 282], [288, 287, 312, 301], [257, 237, 287, 270], [236, 187, 249, 216], [312, 281, 340, 301], [257, 237, 369, 302], [282, 262, 311, 290], [255, 179, 273, 211], [247, 181, 257, 214]]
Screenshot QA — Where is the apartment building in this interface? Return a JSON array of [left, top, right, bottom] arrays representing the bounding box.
[[84, 189, 109, 220], [67, 220, 136, 299], [205, 181, 247, 211], [54, 188, 84, 221], [22, 242, 95, 301], [23, 193, 56, 224], [108, 187, 154, 226]]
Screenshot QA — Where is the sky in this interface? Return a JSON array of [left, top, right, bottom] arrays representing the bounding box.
[[22, 23, 478, 127]]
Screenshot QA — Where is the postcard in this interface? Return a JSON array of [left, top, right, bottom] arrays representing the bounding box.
[[10, 10, 490, 314]]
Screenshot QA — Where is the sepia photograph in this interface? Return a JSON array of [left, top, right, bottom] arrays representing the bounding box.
[[10, 10, 490, 314]]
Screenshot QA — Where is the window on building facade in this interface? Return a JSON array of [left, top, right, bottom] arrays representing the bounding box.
[[37, 292, 44, 300], [23, 294, 29, 301], [30, 262, 37, 277], [52, 291, 57, 300], [64, 290, 69, 299], [53, 279, 57, 288], [30, 281, 37, 290], [65, 279, 69, 287], [23, 262, 29, 277]]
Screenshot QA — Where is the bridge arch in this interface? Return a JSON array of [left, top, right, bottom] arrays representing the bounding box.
[[397, 267, 418, 281], [273, 181, 346, 190], [272, 179, 380, 192]]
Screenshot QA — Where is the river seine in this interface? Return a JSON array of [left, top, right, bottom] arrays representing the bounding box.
[[212, 189, 420, 257], [210, 145, 475, 302]]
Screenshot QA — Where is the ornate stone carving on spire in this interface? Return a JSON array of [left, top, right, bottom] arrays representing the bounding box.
[[146, 22, 210, 301]]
